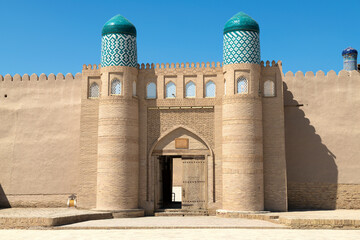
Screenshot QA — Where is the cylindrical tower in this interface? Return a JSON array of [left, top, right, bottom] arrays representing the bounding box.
[[96, 14, 142, 216], [342, 47, 358, 71], [221, 12, 264, 212]]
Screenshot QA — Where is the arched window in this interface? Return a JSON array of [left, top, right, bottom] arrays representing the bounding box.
[[166, 81, 176, 98], [146, 82, 156, 99], [111, 79, 122, 95], [264, 80, 275, 97], [132, 81, 137, 96], [224, 79, 226, 95], [205, 81, 216, 97], [237, 77, 248, 94], [185, 81, 196, 98], [89, 82, 99, 98]]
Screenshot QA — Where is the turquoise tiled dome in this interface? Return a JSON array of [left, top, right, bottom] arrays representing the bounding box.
[[224, 12, 259, 34], [101, 14, 137, 67], [102, 14, 136, 37], [223, 12, 260, 65]]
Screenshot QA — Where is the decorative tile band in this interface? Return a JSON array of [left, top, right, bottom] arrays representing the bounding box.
[[223, 30, 260, 65], [101, 33, 137, 67], [343, 53, 358, 71]]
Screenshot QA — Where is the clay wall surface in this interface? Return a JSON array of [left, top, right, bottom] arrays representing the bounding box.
[[222, 63, 264, 211], [261, 61, 288, 211], [284, 69, 360, 209], [77, 65, 101, 208], [0, 73, 82, 207], [137, 62, 224, 212]]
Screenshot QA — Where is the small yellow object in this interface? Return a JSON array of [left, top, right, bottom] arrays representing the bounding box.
[[67, 194, 77, 208], [68, 199, 75, 207]]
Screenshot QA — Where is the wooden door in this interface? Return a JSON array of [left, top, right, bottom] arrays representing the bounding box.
[[181, 155, 206, 210]]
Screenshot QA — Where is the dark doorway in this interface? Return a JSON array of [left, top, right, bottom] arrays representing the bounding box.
[[158, 155, 182, 209]]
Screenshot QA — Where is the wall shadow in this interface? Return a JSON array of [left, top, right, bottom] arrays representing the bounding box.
[[283, 82, 338, 210], [0, 184, 11, 208]]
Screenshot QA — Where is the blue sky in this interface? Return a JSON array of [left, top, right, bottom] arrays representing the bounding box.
[[0, 0, 359, 76]]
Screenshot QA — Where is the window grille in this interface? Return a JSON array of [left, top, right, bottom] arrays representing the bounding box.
[[185, 81, 196, 98], [237, 77, 248, 94], [166, 82, 176, 98], [111, 79, 121, 95], [205, 81, 216, 97], [147, 82, 156, 99], [89, 82, 99, 98], [264, 80, 275, 97]]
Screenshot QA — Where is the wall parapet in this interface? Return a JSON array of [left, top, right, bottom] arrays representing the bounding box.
[[261, 60, 282, 68], [138, 62, 223, 70], [284, 69, 360, 79], [0, 73, 82, 82], [83, 64, 101, 70]]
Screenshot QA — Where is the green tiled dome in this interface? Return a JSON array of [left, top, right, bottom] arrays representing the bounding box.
[[102, 14, 136, 36], [224, 12, 259, 34]]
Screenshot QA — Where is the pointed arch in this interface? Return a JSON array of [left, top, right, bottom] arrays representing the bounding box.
[[165, 81, 176, 98], [185, 81, 196, 98], [148, 125, 213, 159], [89, 82, 99, 98], [146, 82, 156, 99], [205, 80, 216, 97], [132, 80, 137, 96], [237, 77, 248, 94], [264, 80, 275, 97], [111, 79, 122, 95]]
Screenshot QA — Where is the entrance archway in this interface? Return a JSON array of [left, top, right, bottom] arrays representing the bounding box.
[[148, 126, 213, 212]]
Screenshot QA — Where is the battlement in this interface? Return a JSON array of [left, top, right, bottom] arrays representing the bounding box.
[[261, 60, 282, 68], [138, 62, 223, 70], [83, 64, 101, 70], [284, 69, 360, 79], [82, 60, 282, 71], [0, 73, 82, 82]]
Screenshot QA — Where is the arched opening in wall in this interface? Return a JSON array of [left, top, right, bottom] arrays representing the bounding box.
[[264, 80, 275, 97], [149, 127, 213, 212], [185, 81, 196, 98], [205, 80, 216, 97], [111, 79, 122, 95], [165, 81, 176, 98], [237, 77, 248, 94], [89, 82, 99, 98], [146, 82, 157, 99], [133, 81, 137, 96]]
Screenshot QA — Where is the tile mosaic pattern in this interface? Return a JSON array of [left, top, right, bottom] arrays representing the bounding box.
[[101, 33, 137, 67], [223, 30, 260, 65], [343, 53, 358, 71]]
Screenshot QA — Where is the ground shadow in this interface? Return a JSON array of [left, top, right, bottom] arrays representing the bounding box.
[[0, 184, 11, 208], [283, 82, 338, 210]]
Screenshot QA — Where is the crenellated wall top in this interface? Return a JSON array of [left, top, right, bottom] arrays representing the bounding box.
[[0, 72, 82, 82], [260, 60, 282, 68], [284, 69, 360, 79]]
